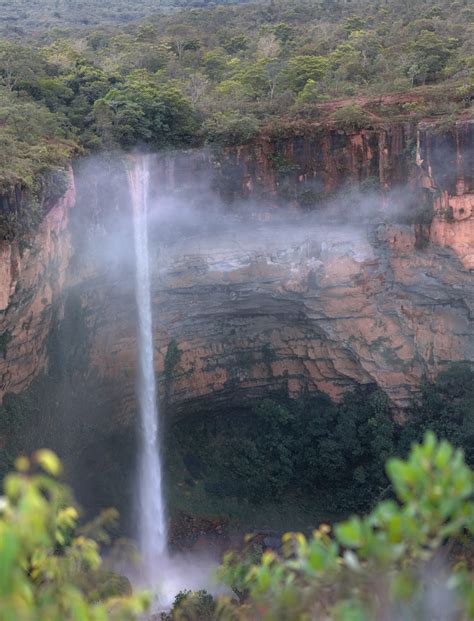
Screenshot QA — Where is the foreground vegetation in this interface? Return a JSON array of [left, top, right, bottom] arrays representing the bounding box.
[[214, 433, 474, 620], [0, 450, 148, 621], [2, 435, 472, 620], [0, 0, 473, 236]]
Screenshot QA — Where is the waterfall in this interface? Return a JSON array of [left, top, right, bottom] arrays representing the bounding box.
[[127, 155, 167, 583]]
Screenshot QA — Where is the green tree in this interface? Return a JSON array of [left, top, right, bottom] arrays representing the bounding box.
[[93, 74, 198, 148], [294, 78, 320, 107], [407, 30, 457, 84], [222, 34, 248, 55], [166, 24, 200, 62], [0, 42, 49, 93], [203, 111, 258, 145], [232, 60, 275, 100], [203, 49, 231, 82], [401, 363, 474, 466], [284, 55, 330, 92]]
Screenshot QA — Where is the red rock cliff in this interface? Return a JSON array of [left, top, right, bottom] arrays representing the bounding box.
[[0, 168, 76, 396], [0, 121, 472, 415]]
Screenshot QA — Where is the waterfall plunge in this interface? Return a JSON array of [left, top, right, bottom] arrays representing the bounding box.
[[128, 155, 167, 584], [127, 156, 224, 608]]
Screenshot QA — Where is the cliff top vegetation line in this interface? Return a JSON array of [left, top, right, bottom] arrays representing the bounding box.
[[0, 0, 472, 236]]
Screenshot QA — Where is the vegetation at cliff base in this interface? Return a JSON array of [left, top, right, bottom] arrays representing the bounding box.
[[170, 387, 395, 516], [169, 363, 474, 520]]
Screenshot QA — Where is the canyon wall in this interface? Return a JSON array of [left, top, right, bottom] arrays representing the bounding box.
[[0, 120, 472, 419], [0, 169, 76, 396]]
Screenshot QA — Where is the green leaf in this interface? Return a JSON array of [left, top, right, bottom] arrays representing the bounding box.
[[35, 450, 62, 477], [335, 517, 364, 548]]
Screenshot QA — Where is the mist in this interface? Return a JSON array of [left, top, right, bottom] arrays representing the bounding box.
[[71, 149, 425, 281]]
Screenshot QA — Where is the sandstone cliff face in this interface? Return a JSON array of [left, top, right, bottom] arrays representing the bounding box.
[[152, 223, 472, 410], [214, 121, 473, 268], [0, 169, 76, 396], [0, 121, 472, 415], [417, 121, 474, 269]]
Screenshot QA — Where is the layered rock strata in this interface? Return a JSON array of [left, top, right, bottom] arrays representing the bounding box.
[[0, 121, 472, 414], [0, 169, 75, 395]]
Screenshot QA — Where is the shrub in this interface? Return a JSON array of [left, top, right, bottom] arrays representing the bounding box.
[[161, 590, 216, 621], [331, 104, 371, 132], [219, 434, 474, 620], [0, 330, 11, 358], [203, 111, 258, 146], [0, 450, 149, 620], [284, 56, 330, 92], [165, 339, 181, 378]]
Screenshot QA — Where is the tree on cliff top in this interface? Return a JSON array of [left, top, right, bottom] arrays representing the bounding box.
[[93, 73, 198, 148]]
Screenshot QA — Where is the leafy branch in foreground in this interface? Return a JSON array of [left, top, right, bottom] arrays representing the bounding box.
[[0, 449, 149, 621], [218, 433, 474, 620]]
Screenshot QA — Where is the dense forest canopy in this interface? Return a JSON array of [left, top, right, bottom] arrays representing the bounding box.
[[0, 0, 254, 35], [0, 0, 472, 235]]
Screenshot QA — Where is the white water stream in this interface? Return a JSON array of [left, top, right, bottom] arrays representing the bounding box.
[[128, 155, 167, 584], [127, 156, 223, 609]]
